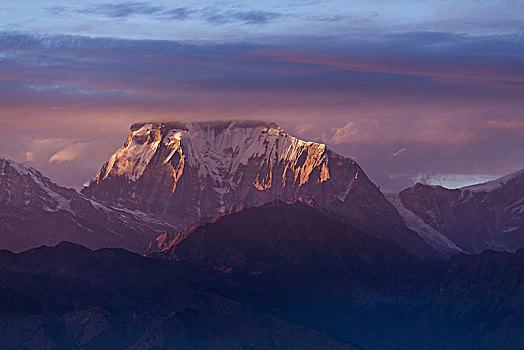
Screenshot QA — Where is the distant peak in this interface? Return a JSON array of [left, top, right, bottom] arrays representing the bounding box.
[[18, 241, 93, 255], [1, 156, 25, 167], [0, 156, 41, 177]]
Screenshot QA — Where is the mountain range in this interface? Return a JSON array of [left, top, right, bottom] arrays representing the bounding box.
[[0, 120, 522, 349], [0, 203, 522, 349], [3, 121, 521, 256], [80, 121, 524, 256]]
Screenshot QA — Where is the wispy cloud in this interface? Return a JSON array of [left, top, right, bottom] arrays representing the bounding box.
[[402, 173, 506, 189], [49, 141, 101, 163], [393, 148, 407, 157], [158, 7, 194, 21], [202, 9, 283, 25], [2, 0, 520, 43], [82, 2, 164, 18], [331, 122, 360, 144], [45, 2, 282, 26]]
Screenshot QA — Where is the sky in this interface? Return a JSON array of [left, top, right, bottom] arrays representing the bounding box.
[[0, 0, 523, 191]]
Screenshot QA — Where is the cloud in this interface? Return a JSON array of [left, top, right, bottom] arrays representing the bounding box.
[[202, 9, 283, 25], [158, 8, 194, 21], [331, 122, 360, 144], [407, 173, 505, 189], [49, 141, 102, 163], [229, 10, 283, 25], [48, 3, 281, 25], [487, 120, 524, 130], [45, 6, 69, 16], [82, 2, 164, 18], [7, 0, 524, 45], [47, 2, 194, 22], [392, 148, 407, 157], [25, 152, 34, 162]]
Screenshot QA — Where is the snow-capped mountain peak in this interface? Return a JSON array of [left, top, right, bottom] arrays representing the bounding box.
[[83, 121, 435, 257], [0, 157, 175, 253], [97, 121, 329, 189], [0, 157, 74, 213]]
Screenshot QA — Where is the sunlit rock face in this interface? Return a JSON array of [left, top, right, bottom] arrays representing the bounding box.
[[398, 169, 524, 253], [83, 121, 434, 256], [0, 157, 174, 253], [83, 121, 335, 215]]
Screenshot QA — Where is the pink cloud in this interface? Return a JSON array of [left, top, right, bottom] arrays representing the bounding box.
[[393, 148, 407, 157]]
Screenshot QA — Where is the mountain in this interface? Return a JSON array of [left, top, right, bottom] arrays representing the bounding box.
[[0, 241, 360, 349], [0, 157, 175, 253], [0, 215, 522, 349], [392, 169, 524, 253], [146, 200, 419, 284], [145, 200, 523, 349], [141, 200, 524, 349], [82, 121, 434, 256]]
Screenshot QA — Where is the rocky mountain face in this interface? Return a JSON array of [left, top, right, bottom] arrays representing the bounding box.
[[396, 169, 524, 253], [0, 158, 175, 253], [82, 121, 433, 256]]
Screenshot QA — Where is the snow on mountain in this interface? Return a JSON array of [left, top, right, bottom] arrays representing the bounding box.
[[0, 157, 175, 252], [1, 157, 70, 212], [461, 168, 524, 193], [84, 121, 346, 217], [385, 193, 463, 254], [397, 169, 524, 253], [97, 121, 329, 194], [0, 157, 77, 214], [83, 121, 435, 257]]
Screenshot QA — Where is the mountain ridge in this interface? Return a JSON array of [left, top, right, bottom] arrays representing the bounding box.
[[394, 169, 524, 253], [0, 235, 522, 349], [0, 157, 176, 253]]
